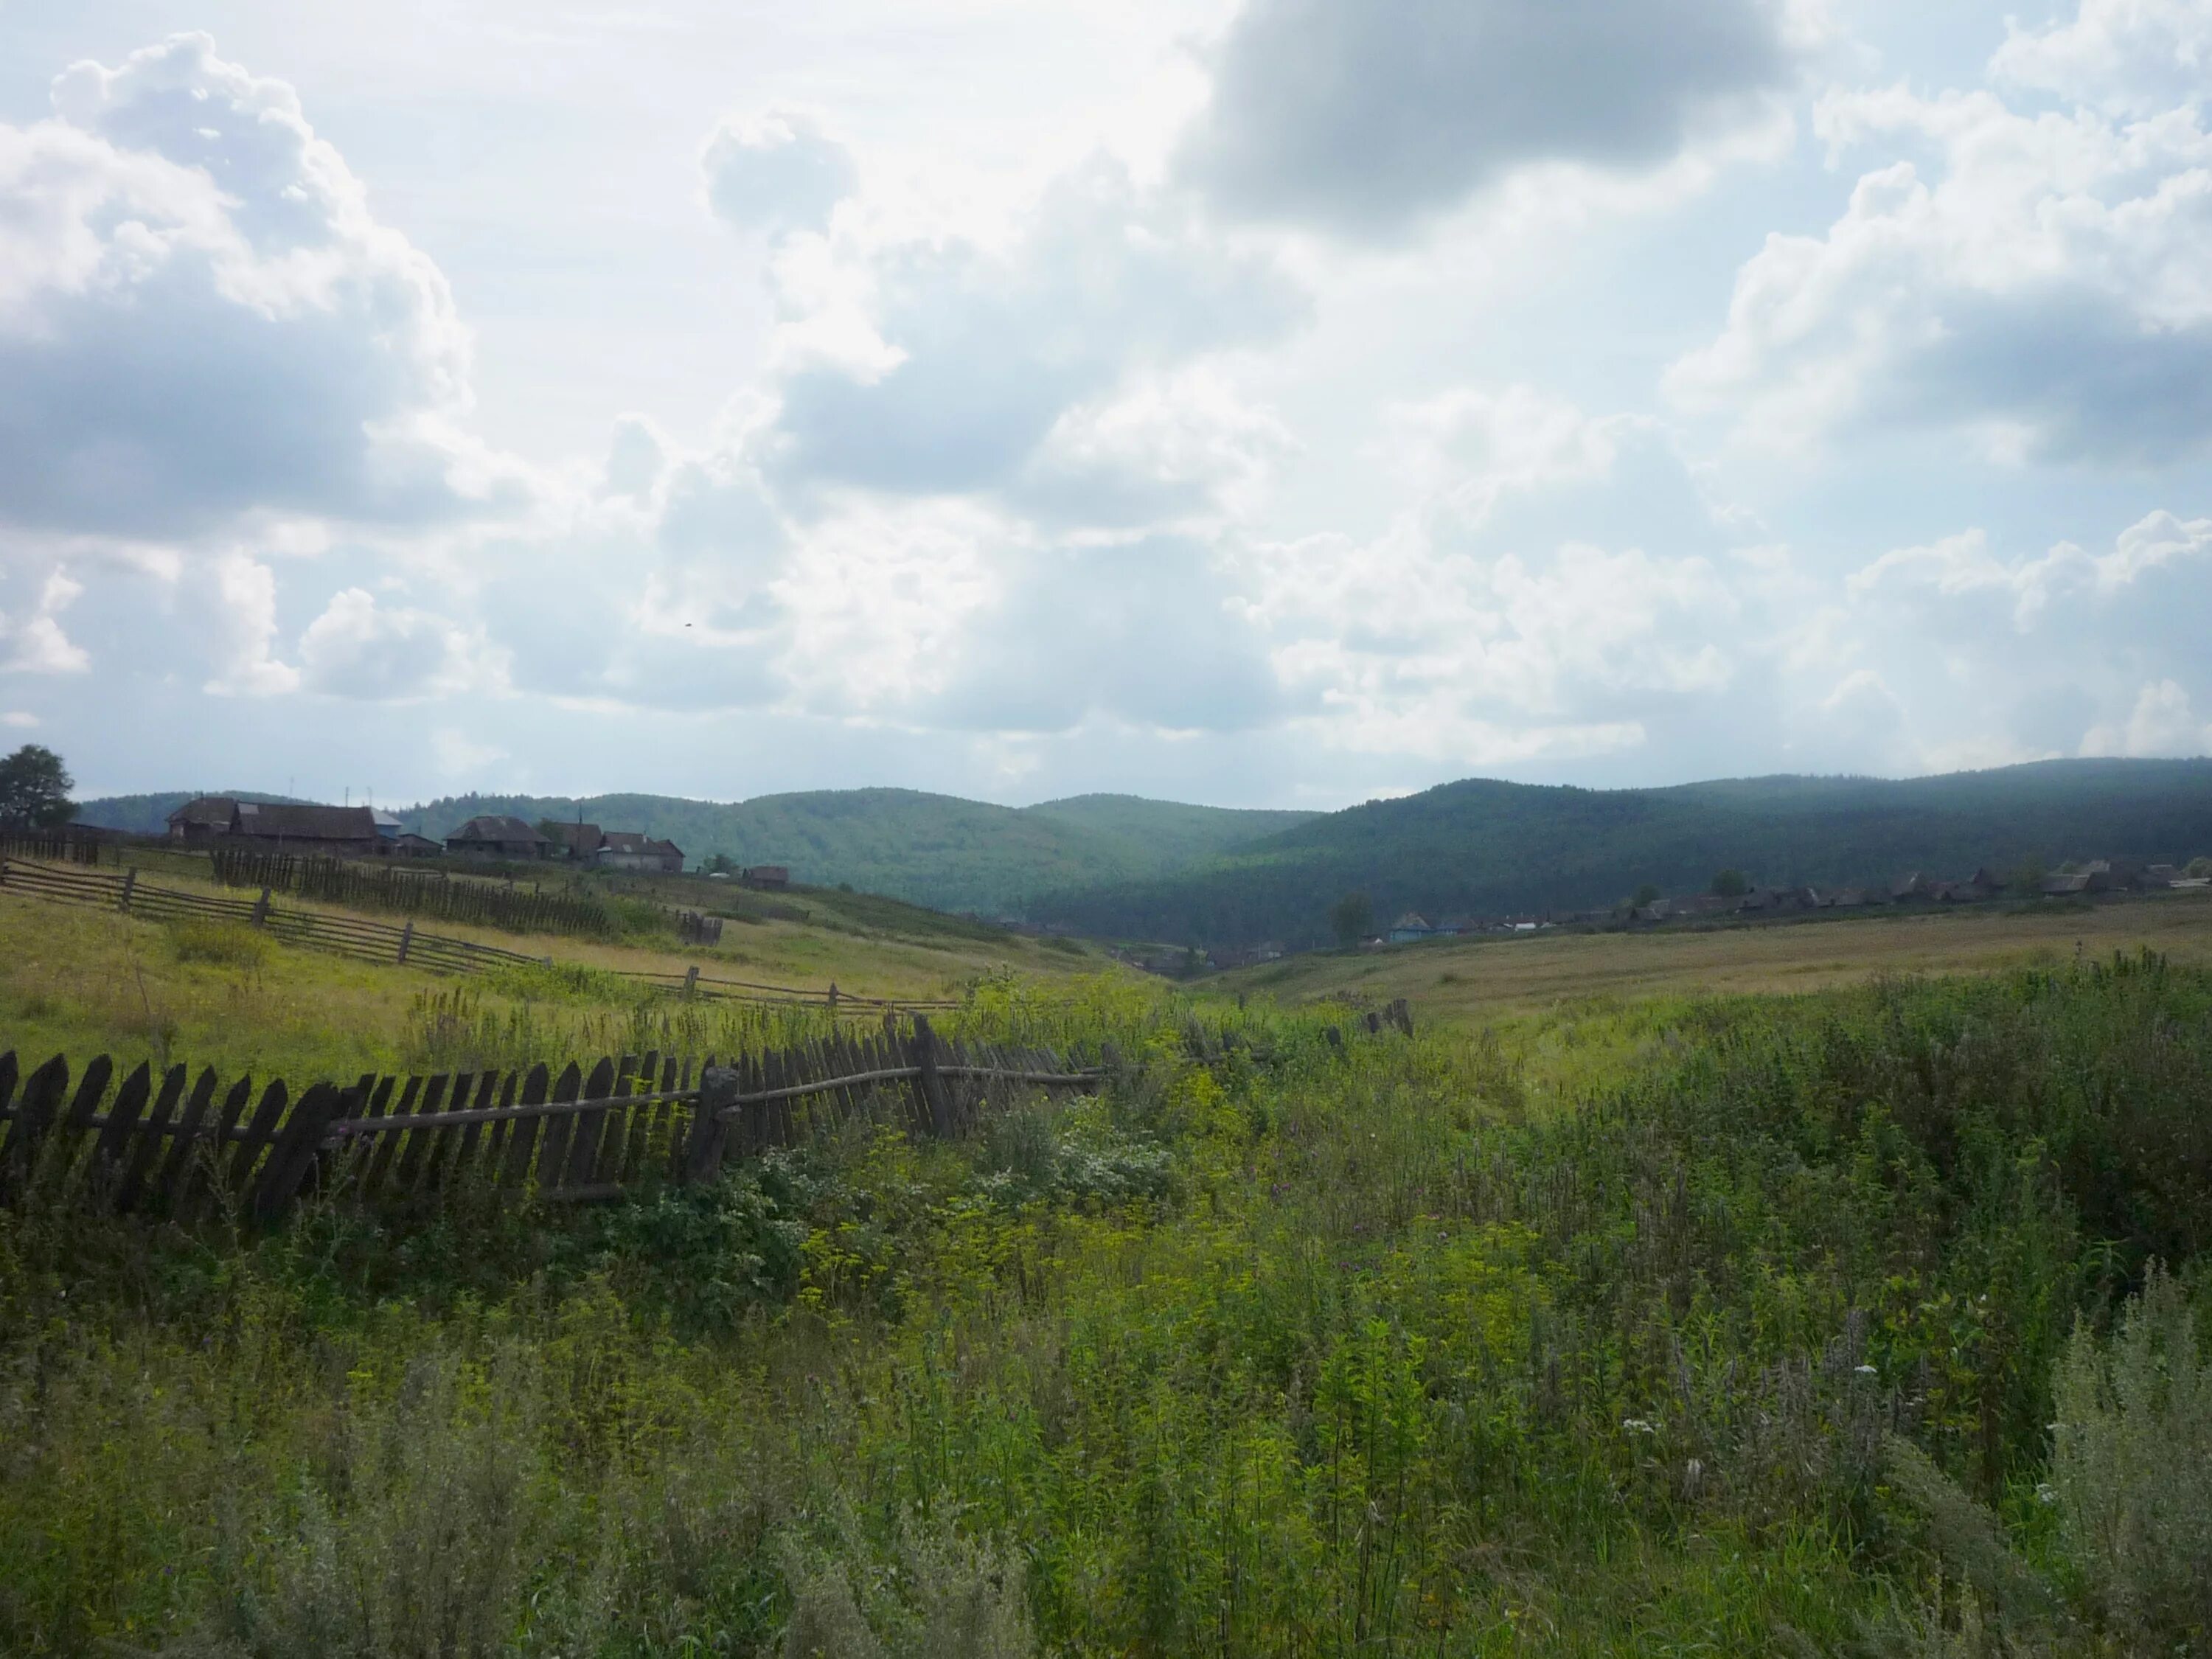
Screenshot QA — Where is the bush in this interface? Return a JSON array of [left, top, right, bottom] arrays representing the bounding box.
[[2051, 1265, 2212, 1648], [166, 919, 271, 970]]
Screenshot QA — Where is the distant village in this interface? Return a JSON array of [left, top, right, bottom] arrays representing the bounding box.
[[159, 795, 790, 887], [1374, 857, 2211, 950]]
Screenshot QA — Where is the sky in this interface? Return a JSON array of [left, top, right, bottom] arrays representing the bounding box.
[[1, 0, 2209, 810]]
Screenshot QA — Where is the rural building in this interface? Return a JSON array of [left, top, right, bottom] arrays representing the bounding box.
[[383, 832, 443, 858], [232, 802, 380, 855], [1388, 913, 1433, 943], [594, 832, 684, 873], [741, 865, 790, 889], [1891, 872, 1938, 902], [445, 815, 552, 860], [2041, 871, 2104, 897], [543, 822, 605, 861], [166, 796, 239, 842]]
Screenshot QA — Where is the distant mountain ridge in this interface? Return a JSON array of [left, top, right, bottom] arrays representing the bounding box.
[[1028, 758, 2212, 948], [74, 787, 1315, 917]]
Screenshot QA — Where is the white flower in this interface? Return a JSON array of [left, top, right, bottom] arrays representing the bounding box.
[[1621, 1417, 1660, 1435]]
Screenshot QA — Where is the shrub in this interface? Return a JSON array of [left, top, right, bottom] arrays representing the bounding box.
[[166, 919, 271, 970], [2051, 1265, 2212, 1647]]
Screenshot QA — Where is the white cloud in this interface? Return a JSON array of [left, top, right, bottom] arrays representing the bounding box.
[[0, 713, 39, 729], [296, 588, 506, 701], [701, 108, 858, 241], [1994, 0, 2212, 118], [2081, 678, 2212, 757], [1178, 0, 1809, 237], [759, 155, 1304, 501], [203, 554, 299, 696], [1670, 70, 2212, 461], [0, 33, 527, 541]]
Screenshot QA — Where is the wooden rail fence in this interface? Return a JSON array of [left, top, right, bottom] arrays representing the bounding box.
[[212, 846, 612, 938], [0, 1018, 1097, 1223], [1, 856, 966, 1012]]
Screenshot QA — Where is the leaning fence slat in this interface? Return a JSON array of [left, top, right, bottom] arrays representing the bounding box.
[[595, 1054, 638, 1186], [253, 1082, 347, 1222], [481, 1069, 519, 1167], [155, 1067, 220, 1210], [536, 1063, 583, 1193], [0, 1056, 66, 1200], [562, 1058, 616, 1192], [364, 1077, 420, 1195], [418, 1071, 472, 1192], [500, 1065, 551, 1189], [226, 1080, 290, 1198], [396, 1074, 451, 1193], [451, 1071, 499, 1178], [116, 1064, 187, 1213], [181, 1076, 256, 1222]]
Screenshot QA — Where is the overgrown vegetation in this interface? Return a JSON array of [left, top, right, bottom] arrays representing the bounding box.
[[4, 959, 2212, 1652]]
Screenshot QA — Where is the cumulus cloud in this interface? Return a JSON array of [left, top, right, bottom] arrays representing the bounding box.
[[1840, 509, 2212, 761], [203, 554, 298, 696], [296, 588, 504, 701], [1994, 0, 2212, 118], [0, 33, 523, 541], [1671, 64, 2212, 461], [701, 109, 858, 241], [1179, 0, 1804, 237], [761, 156, 1304, 501]]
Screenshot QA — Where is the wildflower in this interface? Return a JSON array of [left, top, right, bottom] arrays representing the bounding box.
[[2036, 1481, 2057, 1505], [1854, 1363, 1877, 1377], [1621, 1416, 1659, 1434]]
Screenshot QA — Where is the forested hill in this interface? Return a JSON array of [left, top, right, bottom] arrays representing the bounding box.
[[1028, 759, 2212, 948], [74, 787, 1313, 917]]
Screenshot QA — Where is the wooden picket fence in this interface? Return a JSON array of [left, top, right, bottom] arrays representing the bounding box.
[[212, 846, 612, 938], [0, 1018, 1099, 1225]]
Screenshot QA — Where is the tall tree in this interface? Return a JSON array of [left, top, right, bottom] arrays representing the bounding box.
[[0, 745, 74, 830]]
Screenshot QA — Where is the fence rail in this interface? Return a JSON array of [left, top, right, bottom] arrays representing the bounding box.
[[0, 1017, 1099, 1223], [211, 846, 612, 939], [1, 856, 963, 1013]]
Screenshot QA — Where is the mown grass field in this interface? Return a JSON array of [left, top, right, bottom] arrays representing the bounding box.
[[3, 882, 2211, 1655], [1220, 888, 2212, 1020]]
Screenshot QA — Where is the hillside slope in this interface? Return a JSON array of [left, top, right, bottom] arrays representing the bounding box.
[[1029, 759, 2212, 947], [76, 786, 1310, 917]]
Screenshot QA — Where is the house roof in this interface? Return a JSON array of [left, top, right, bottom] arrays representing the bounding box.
[[598, 830, 683, 857], [448, 815, 549, 844], [543, 821, 604, 855], [233, 802, 378, 841], [167, 795, 237, 828]]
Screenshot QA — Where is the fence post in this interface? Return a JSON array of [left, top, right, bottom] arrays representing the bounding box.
[[251, 887, 271, 927], [909, 1015, 954, 1138], [397, 920, 413, 965], [684, 964, 699, 997], [828, 981, 839, 1010], [118, 868, 138, 914], [683, 1066, 738, 1184]]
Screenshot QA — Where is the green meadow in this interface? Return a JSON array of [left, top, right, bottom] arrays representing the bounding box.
[[3, 930, 2211, 1653]]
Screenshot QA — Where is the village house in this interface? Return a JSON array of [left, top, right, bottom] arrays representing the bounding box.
[[593, 831, 684, 873], [445, 815, 552, 860], [231, 802, 381, 855], [1387, 912, 1433, 944], [741, 865, 791, 889], [541, 821, 605, 861], [165, 796, 239, 842]]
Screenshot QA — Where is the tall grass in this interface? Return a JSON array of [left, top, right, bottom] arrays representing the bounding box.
[[1, 959, 2208, 1653]]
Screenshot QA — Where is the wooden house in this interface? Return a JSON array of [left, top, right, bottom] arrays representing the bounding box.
[[445, 815, 552, 860], [165, 796, 239, 842], [741, 865, 791, 889], [232, 801, 380, 855], [594, 832, 684, 873]]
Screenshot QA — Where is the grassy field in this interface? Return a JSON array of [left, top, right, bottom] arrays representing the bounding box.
[[0, 864, 1104, 1082], [1220, 888, 2212, 1020], [4, 870, 2212, 1655]]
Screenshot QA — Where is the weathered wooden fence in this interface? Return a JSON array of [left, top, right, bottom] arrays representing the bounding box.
[[0, 1018, 1099, 1224], [1, 857, 966, 1014], [0, 857, 554, 975], [212, 846, 611, 938]]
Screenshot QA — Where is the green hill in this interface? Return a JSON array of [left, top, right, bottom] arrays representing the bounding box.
[[1028, 759, 2212, 947], [74, 786, 1314, 918]]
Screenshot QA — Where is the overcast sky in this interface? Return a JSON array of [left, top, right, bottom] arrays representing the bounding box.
[[2, 0, 2209, 807]]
